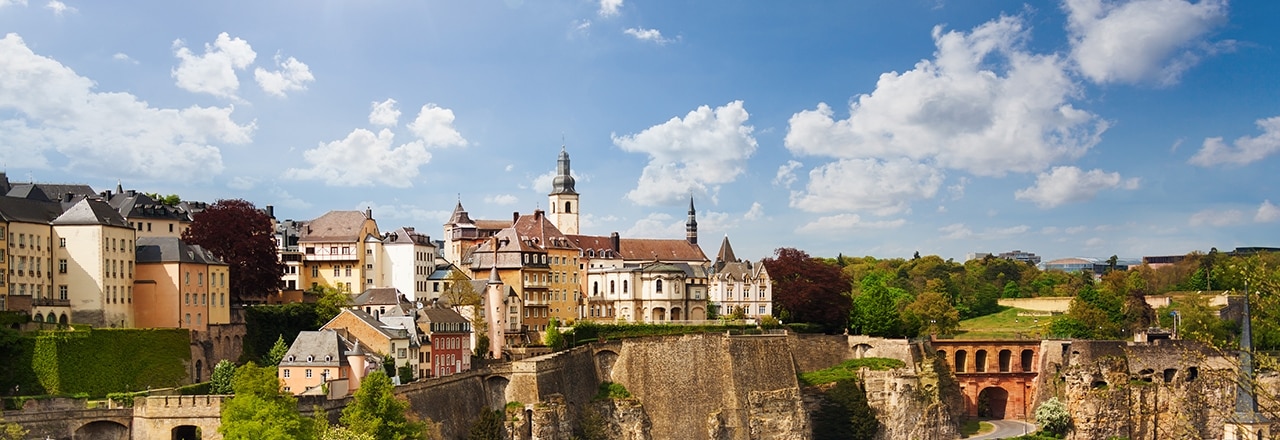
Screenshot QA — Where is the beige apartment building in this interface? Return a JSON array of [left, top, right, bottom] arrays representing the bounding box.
[[52, 198, 137, 328], [297, 209, 381, 294], [133, 237, 231, 331]]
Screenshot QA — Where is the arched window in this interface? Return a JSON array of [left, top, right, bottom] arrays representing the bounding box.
[[565, 201, 572, 213], [975, 350, 987, 373], [954, 350, 967, 373], [592, 282, 599, 296], [998, 349, 1012, 372], [622, 280, 628, 293], [655, 279, 663, 293], [610, 281, 615, 294], [1021, 350, 1034, 372]]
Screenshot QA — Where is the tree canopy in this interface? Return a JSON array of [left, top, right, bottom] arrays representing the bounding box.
[[183, 198, 284, 304], [340, 370, 425, 440], [219, 362, 312, 440], [763, 248, 852, 333]]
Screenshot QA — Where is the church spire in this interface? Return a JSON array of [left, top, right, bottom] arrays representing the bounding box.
[[551, 145, 576, 195], [1233, 282, 1268, 423], [686, 196, 698, 245]]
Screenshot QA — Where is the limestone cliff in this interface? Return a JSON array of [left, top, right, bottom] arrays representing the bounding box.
[[861, 348, 962, 440]]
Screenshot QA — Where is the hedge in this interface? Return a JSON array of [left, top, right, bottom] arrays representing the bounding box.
[[0, 328, 190, 397]]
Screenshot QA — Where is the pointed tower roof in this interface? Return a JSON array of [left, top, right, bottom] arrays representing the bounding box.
[[716, 235, 737, 264], [1231, 285, 1269, 425], [551, 145, 577, 195], [447, 200, 474, 226]]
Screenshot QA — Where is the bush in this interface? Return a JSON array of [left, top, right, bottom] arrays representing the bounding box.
[[210, 360, 236, 394], [594, 382, 631, 400], [799, 358, 907, 386], [1035, 397, 1071, 436], [811, 378, 877, 440]]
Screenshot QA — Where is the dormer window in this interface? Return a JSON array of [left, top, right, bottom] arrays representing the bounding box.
[[307, 355, 314, 362], [325, 355, 332, 362], [288, 355, 295, 362]]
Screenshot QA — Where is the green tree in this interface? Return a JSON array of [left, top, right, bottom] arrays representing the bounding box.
[[313, 283, 352, 327], [903, 291, 960, 337], [340, 371, 425, 440], [811, 379, 877, 440], [544, 318, 566, 351], [1035, 397, 1071, 436], [219, 362, 312, 440], [574, 406, 609, 440], [210, 359, 237, 394], [443, 269, 481, 311], [144, 192, 182, 206], [0, 415, 28, 440], [398, 365, 414, 385], [320, 426, 376, 440], [184, 199, 285, 304], [850, 272, 911, 337], [263, 335, 290, 367], [466, 409, 504, 440]]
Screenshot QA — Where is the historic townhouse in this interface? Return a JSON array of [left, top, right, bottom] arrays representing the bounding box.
[[298, 209, 381, 293], [469, 226, 542, 339], [321, 308, 420, 382], [442, 201, 510, 269], [707, 236, 773, 320], [417, 306, 472, 378], [105, 183, 194, 238], [133, 237, 231, 331], [0, 197, 63, 320], [279, 329, 380, 397], [372, 226, 439, 303], [52, 197, 137, 327]]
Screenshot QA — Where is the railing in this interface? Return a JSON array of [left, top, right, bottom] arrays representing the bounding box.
[[33, 298, 70, 307]]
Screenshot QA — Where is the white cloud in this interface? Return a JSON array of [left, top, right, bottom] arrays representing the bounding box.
[[226, 176, 257, 190], [580, 213, 619, 231], [614, 100, 757, 205], [1188, 116, 1280, 167], [938, 223, 1030, 240], [785, 16, 1105, 177], [369, 99, 401, 127], [744, 202, 764, 220], [624, 27, 674, 45], [1255, 200, 1280, 223], [0, 1, 29, 8], [1064, 0, 1228, 85], [531, 169, 583, 193], [572, 19, 591, 35], [1188, 209, 1244, 227], [485, 194, 519, 206], [796, 214, 905, 234], [172, 32, 256, 99], [947, 177, 969, 200], [1065, 225, 1089, 234], [773, 160, 802, 188], [283, 129, 429, 187], [408, 104, 468, 148], [284, 102, 466, 187], [270, 187, 312, 210], [1014, 166, 1139, 208], [598, 0, 622, 17], [0, 33, 254, 180], [112, 52, 138, 64], [253, 54, 314, 98], [790, 158, 943, 215], [45, 0, 73, 15], [622, 213, 682, 238], [504, 164, 514, 172]]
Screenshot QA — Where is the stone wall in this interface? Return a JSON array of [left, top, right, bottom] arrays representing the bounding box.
[[132, 395, 224, 440], [396, 368, 500, 439]]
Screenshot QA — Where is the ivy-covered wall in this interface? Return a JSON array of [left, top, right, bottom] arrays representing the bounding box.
[[242, 302, 319, 363], [0, 328, 190, 397]]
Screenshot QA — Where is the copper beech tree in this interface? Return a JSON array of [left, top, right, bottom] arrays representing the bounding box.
[[183, 199, 284, 304], [763, 247, 853, 333]]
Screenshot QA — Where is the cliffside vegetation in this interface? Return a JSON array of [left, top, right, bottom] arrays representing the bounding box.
[[0, 328, 189, 397], [242, 302, 320, 363], [798, 358, 906, 386], [810, 379, 878, 440]]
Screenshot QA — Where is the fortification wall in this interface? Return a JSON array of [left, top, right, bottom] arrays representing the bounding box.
[[132, 395, 224, 440], [785, 334, 850, 372], [396, 368, 497, 439]]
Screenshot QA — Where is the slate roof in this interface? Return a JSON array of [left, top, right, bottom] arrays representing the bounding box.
[[0, 196, 63, 223], [299, 210, 370, 243], [6, 182, 95, 202], [51, 198, 130, 227], [353, 287, 406, 307], [419, 306, 469, 325], [383, 226, 433, 245], [135, 237, 227, 265], [280, 329, 349, 367], [106, 189, 191, 221]]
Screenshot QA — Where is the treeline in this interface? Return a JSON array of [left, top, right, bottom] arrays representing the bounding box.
[[764, 248, 1280, 350]]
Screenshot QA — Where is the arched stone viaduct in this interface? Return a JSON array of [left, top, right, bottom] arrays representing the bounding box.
[[931, 338, 1043, 420]]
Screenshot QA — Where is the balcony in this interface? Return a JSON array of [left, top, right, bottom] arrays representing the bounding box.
[[33, 297, 70, 307]]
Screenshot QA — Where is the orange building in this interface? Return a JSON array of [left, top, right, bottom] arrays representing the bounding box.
[[133, 237, 231, 331]]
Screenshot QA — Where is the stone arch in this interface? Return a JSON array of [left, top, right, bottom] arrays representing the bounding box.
[[853, 344, 874, 359], [954, 350, 967, 373], [485, 376, 510, 410], [688, 306, 705, 321], [974, 350, 987, 373], [977, 387, 1009, 419], [34, 313, 43, 323], [171, 424, 200, 440], [565, 201, 572, 214], [59, 314, 68, 325], [1020, 349, 1034, 372], [670, 307, 682, 321], [75, 420, 129, 440], [651, 307, 666, 322], [595, 349, 619, 382], [46, 313, 56, 323], [998, 349, 1012, 372]]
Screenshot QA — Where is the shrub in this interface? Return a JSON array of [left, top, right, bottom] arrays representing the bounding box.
[[594, 382, 631, 400], [1035, 397, 1071, 436]]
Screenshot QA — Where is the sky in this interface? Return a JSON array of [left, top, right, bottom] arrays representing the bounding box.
[[1, 0, 1278, 263]]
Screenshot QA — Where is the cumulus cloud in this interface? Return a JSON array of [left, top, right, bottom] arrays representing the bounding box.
[[744, 202, 764, 220], [1064, 0, 1229, 85], [369, 99, 401, 127], [356, 201, 452, 225], [1255, 200, 1280, 223], [786, 16, 1105, 179], [1188, 116, 1280, 167], [45, 0, 73, 15], [112, 52, 138, 64], [938, 223, 1030, 240], [226, 176, 257, 190], [614, 101, 757, 205], [485, 194, 519, 206], [270, 187, 312, 210], [1189, 209, 1244, 227], [939, 224, 973, 240], [773, 160, 802, 188], [796, 214, 905, 234], [0, 33, 254, 180], [1014, 166, 1139, 208], [624, 27, 674, 44], [531, 169, 583, 193], [408, 104, 468, 148], [790, 158, 943, 216], [284, 102, 467, 187], [622, 213, 682, 238], [598, 0, 622, 17], [0, 1, 28, 7], [172, 32, 257, 99], [254, 54, 314, 98]]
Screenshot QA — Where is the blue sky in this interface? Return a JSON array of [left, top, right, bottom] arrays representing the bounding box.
[[2, 0, 1278, 263]]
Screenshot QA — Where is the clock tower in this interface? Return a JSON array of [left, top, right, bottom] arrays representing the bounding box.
[[548, 145, 580, 235]]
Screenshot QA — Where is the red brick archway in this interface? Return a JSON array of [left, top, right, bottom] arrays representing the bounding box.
[[932, 338, 1041, 420]]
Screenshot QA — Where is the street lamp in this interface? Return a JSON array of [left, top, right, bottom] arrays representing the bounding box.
[[1170, 311, 1180, 340]]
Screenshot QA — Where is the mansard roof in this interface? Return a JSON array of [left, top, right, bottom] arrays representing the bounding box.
[[106, 189, 191, 221], [135, 237, 227, 265], [52, 198, 130, 227], [353, 287, 406, 307], [6, 182, 95, 202], [300, 210, 370, 243], [383, 226, 434, 245]]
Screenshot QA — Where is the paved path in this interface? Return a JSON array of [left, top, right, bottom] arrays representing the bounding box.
[[966, 419, 1036, 439]]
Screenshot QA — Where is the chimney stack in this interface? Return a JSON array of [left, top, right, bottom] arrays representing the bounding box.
[[610, 232, 620, 253]]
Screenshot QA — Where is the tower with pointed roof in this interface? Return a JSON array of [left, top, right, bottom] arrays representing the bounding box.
[[548, 145, 580, 235], [686, 196, 698, 245], [1224, 284, 1272, 439]]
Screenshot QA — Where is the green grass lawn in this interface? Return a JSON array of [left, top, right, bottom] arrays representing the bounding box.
[[959, 420, 995, 437], [951, 307, 1064, 340]]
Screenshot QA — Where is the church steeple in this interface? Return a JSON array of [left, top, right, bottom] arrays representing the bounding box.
[[548, 144, 580, 234], [1224, 282, 1271, 439], [686, 196, 698, 245]]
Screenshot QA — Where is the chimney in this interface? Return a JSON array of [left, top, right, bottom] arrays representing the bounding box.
[[364, 206, 372, 219], [513, 211, 520, 223], [534, 209, 544, 220], [266, 205, 275, 219], [610, 232, 620, 253]]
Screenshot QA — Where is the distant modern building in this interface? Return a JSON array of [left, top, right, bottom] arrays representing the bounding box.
[[997, 250, 1041, 266], [1042, 257, 1135, 274]]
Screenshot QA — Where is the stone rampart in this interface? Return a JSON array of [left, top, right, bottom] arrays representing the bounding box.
[[132, 395, 225, 440]]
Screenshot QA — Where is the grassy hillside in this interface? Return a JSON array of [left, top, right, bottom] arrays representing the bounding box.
[[951, 307, 1064, 340]]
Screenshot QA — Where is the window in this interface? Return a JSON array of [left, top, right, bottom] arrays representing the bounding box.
[[345, 266, 352, 276], [330, 246, 338, 255], [305, 369, 312, 378], [197, 273, 203, 286], [623, 280, 628, 293], [609, 281, 615, 294], [398, 348, 407, 358], [283, 369, 290, 378], [186, 293, 190, 304], [759, 305, 766, 315], [311, 265, 319, 277], [342, 246, 351, 254], [334, 266, 341, 276], [169, 224, 174, 233], [59, 285, 67, 300], [59, 237, 66, 247], [185, 272, 190, 285], [185, 313, 191, 325]]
